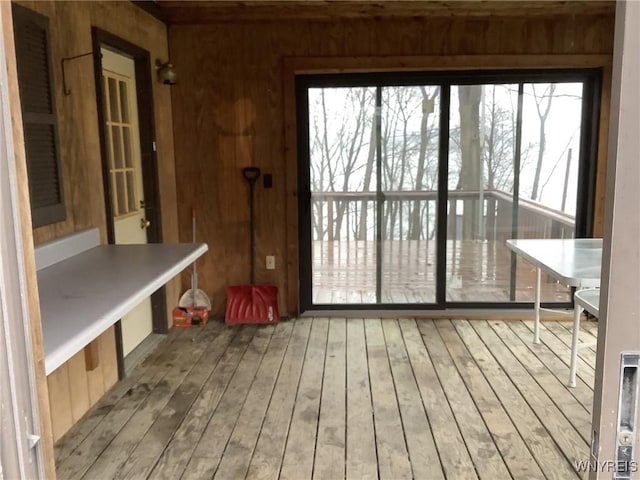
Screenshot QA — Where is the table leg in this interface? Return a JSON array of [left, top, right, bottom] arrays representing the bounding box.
[[534, 267, 541, 344], [569, 303, 583, 388]]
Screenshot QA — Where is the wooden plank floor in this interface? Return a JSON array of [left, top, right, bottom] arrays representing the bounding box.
[[55, 317, 598, 480]]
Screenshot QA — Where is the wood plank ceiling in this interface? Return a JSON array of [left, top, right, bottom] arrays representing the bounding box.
[[139, 1, 615, 24]]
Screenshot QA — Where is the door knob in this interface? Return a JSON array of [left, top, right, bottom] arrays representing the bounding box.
[[140, 218, 151, 229]]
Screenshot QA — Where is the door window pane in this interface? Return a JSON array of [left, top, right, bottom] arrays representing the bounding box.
[[515, 82, 584, 302], [104, 72, 138, 217]]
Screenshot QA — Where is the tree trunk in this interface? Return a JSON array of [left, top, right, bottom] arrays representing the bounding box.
[[530, 84, 555, 201], [457, 85, 482, 240], [409, 88, 433, 240], [358, 114, 376, 240]]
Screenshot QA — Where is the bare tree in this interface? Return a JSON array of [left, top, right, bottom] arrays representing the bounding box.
[[530, 83, 556, 201], [456, 85, 483, 240], [409, 87, 437, 240]]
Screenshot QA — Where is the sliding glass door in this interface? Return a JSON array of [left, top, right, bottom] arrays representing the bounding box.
[[305, 84, 440, 305], [446, 84, 519, 302], [297, 69, 600, 311], [307, 86, 377, 304], [381, 86, 440, 304]]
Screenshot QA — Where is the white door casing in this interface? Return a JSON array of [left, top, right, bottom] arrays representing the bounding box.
[[101, 47, 152, 356]]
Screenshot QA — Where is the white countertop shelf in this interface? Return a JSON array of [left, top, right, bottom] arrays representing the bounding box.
[[38, 242, 208, 374], [506, 238, 602, 288]]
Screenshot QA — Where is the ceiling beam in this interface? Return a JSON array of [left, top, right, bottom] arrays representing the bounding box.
[[152, 1, 615, 24]]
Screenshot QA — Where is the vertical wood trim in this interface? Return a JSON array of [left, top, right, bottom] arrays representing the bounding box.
[[67, 352, 91, 420], [592, 64, 611, 238], [591, 2, 640, 475], [99, 325, 118, 392], [84, 341, 100, 371], [283, 58, 299, 315], [1, 2, 55, 476]]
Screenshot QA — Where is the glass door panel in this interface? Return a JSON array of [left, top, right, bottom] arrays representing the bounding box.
[[300, 72, 597, 311], [308, 87, 377, 304], [381, 86, 440, 304], [447, 84, 519, 302], [515, 82, 584, 303]]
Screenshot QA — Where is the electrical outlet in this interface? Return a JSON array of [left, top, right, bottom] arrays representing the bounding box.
[[266, 255, 275, 270]]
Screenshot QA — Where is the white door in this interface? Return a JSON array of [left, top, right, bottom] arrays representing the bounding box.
[[101, 48, 153, 356]]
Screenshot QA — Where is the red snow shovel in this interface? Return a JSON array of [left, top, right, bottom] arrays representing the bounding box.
[[225, 167, 279, 324]]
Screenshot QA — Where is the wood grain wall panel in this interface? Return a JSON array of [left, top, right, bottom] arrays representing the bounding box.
[[46, 366, 73, 442], [17, 0, 181, 316], [160, 1, 616, 24], [46, 327, 116, 443], [170, 13, 614, 316], [16, 2, 180, 302], [66, 352, 91, 421], [13, 0, 176, 450], [86, 347, 106, 406], [99, 325, 118, 392]]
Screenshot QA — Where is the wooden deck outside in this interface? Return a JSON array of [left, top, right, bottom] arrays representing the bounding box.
[[312, 240, 573, 304], [54, 316, 598, 479]]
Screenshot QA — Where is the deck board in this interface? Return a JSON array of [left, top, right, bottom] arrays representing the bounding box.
[[382, 320, 443, 479], [470, 321, 589, 479], [56, 327, 205, 480], [452, 319, 580, 480], [148, 325, 255, 480], [245, 318, 312, 480], [507, 321, 594, 413], [313, 318, 347, 480], [345, 319, 377, 480], [399, 319, 477, 479], [436, 320, 546, 480], [365, 318, 413, 479], [279, 318, 328, 480], [312, 240, 573, 305], [488, 321, 592, 444], [56, 317, 598, 480], [213, 322, 294, 480], [420, 321, 510, 479], [181, 326, 274, 479], [80, 323, 228, 480], [118, 325, 240, 480]]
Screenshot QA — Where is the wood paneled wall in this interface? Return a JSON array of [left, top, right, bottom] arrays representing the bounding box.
[[46, 327, 118, 442], [14, 0, 179, 443], [170, 13, 615, 316]]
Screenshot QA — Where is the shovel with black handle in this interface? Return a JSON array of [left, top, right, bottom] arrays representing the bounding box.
[[224, 167, 279, 324]]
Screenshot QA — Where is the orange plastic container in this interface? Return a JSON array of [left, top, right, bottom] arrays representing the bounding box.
[[172, 306, 209, 327]]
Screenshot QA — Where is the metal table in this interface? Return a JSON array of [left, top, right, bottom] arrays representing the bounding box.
[[506, 238, 602, 386]]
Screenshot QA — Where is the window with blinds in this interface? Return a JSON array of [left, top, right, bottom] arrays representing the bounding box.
[[12, 4, 65, 227]]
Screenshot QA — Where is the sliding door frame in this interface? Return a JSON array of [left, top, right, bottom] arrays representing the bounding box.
[[297, 68, 602, 313]]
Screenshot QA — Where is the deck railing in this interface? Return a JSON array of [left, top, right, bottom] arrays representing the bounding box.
[[310, 189, 575, 244]]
